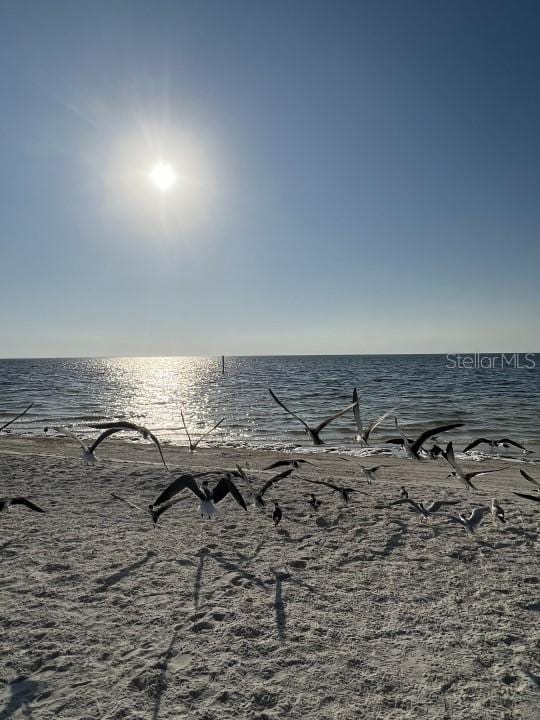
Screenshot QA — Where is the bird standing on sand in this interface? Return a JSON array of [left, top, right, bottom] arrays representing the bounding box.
[[399, 486, 409, 499], [273, 501, 282, 526], [308, 493, 322, 510], [490, 498, 505, 525], [268, 389, 358, 446], [1, 496, 45, 514]]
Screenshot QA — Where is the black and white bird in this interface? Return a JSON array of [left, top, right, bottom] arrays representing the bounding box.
[[463, 437, 531, 454], [263, 459, 315, 471], [253, 468, 295, 508], [49, 426, 124, 464], [393, 419, 463, 461], [1, 496, 45, 514], [358, 465, 387, 485], [111, 492, 180, 525], [308, 493, 322, 510], [151, 473, 247, 519], [0, 403, 33, 433], [303, 479, 357, 504], [180, 408, 225, 452], [352, 388, 398, 447], [272, 501, 282, 526], [269, 389, 358, 446], [443, 442, 507, 491], [399, 486, 409, 499], [91, 421, 169, 470], [390, 497, 459, 522], [443, 506, 491, 535], [490, 498, 505, 525]]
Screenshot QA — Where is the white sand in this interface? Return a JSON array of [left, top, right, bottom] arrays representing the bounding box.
[[1, 437, 539, 719]]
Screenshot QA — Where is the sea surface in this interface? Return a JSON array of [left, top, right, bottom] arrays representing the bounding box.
[[0, 354, 539, 459]]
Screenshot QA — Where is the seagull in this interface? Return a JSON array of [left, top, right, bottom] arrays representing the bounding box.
[[253, 468, 295, 507], [91, 421, 169, 470], [490, 498, 505, 525], [443, 506, 491, 535], [110, 492, 183, 525], [272, 501, 282, 526], [263, 459, 315, 471], [443, 442, 508, 491], [269, 389, 358, 446], [152, 473, 247, 518], [308, 493, 322, 510], [393, 419, 463, 461], [302, 479, 357, 504], [180, 408, 225, 452], [1, 496, 45, 514], [463, 437, 532, 454], [358, 465, 387, 485], [352, 388, 399, 446], [49, 426, 124, 464], [390, 497, 460, 521], [399, 486, 409, 499], [0, 403, 33, 433]]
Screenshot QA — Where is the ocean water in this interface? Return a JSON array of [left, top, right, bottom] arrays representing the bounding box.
[[0, 354, 539, 459]]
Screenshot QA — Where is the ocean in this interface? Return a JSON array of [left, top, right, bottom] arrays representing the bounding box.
[[0, 354, 539, 458]]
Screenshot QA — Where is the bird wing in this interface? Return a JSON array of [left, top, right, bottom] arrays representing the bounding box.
[[263, 460, 291, 471], [153, 474, 204, 506], [411, 424, 463, 455], [314, 400, 359, 434], [191, 418, 225, 450], [50, 426, 87, 450], [364, 405, 400, 440], [110, 493, 148, 515], [468, 506, 490, 527], [520, 469, 540, 488], [179, 407, 193, 450], [384, 437, 406, 445], [91, 421, 169, 470], [443, 441, 457, 469], [424, 500, 460, 513], [211, 475, 247, 510], [512, 491, 540, 504], [467, 467, 508, 480], [257, 468, 295, 499], [462, 438, 490, 453], [498, 438, 527, 451], [88, 428, 124, 453], [234, 464, 251, 483], [11, 497, 45, 512], [442, 514, 464, 526], [152, 495, 186, 520], [0, 403, 33, 432], [389, 498, 421, 511], [268, 389, 311, 432], [352, 388, 364, 437]]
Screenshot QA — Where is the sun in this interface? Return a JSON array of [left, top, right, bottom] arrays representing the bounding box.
[[148, 161, 177, 192]]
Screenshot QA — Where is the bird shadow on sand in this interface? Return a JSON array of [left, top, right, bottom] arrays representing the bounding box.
[[0, 677, 44, 720], [193, 550, 208, 609], [95, 550, 156, 591], [151, 629, 180, 720], [272, 570, 288, 641]]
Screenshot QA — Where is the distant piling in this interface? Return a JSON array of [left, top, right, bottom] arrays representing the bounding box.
[[221, 355, 225, 374]]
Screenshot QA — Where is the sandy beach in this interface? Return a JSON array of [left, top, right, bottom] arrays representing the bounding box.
[[1, 436, 539, 719]]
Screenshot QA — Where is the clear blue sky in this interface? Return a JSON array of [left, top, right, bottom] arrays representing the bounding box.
[[1, 0, 538, 357]]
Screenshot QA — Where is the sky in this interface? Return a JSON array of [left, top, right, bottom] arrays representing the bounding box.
[[1, 0, 539, 357]]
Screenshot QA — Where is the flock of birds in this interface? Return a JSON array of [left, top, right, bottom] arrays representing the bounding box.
[[1, 390, 539, 541]]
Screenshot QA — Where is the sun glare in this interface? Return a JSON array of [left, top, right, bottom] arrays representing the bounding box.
[[148, 161, 177, 192]]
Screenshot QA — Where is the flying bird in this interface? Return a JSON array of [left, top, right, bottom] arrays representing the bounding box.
[[152, 473, 247, 518], [0, 403, 33, 433], [393, 419, 463, 461], [443, 442, 507, 491], [1, 496, 45, 514], [358, 465, 387, 485], [110, 492, 182, 525], [302, 478, 357, 504], [180, 408, 225, 452], [49, 426, 124, 464], [463, 437, 531, 454], [91, 421, 169, 470], [352, 388, 398, 446], [443, 506, 491, 535], [252, 468, 295, 508], [263, 459, 315, 471], [269, 389, 358, 446], [390, 497, 460, 522]]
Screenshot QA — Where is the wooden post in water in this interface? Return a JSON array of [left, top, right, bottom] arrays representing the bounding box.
[[221, 355, 225, 374]]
